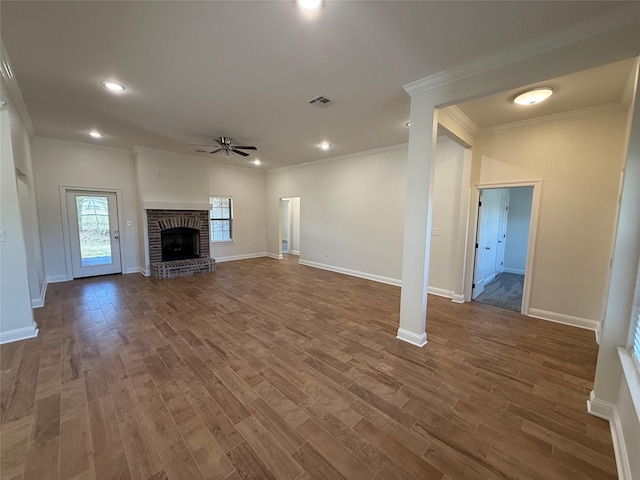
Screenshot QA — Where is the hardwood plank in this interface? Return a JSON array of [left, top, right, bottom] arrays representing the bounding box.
[[236, 416, 303, 480], [94, 440, 132, 480], [245, 397, 305, 455], [291, 443, 346, 480], [23, 436, 60, 480], [88, 395, 121, 451], [159, 440, 204, 480], [59, 413, 92, 480], [4, 354, 40, 424], [353, 418, 443, 479], [30, 393, 60, 446], [0, 416, 33, 479], [192, 397, 244, 453], [135, 381, 182, 452], [120, 416, 163, 480], [225, 442, 277, 480]]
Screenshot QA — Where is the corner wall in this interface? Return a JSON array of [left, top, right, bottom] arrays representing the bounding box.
[[473, 111, 628, 323]]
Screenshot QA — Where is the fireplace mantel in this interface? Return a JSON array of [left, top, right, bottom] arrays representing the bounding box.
[[143, 201, 210, 211]]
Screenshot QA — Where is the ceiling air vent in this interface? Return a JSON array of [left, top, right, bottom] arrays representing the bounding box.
[[307, 95, 332, 107]]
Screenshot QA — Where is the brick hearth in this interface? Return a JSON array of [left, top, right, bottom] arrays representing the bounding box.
[[146, 209, 215, 278]]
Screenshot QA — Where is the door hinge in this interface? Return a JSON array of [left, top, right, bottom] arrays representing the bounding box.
[[472, 283, 476, 289], [475, 243, 479, 249], [506, 206, 509, 211], [479, 201, 482, 207], [610, 258, 613, 268], [501, 261, 503, 265]]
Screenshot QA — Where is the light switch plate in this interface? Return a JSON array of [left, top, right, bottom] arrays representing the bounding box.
[[431, 227, 440, 236]]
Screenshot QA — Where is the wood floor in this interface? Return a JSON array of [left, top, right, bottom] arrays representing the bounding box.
[[0, 256, 616, 480]]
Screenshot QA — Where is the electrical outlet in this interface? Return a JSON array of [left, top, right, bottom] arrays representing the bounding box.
[[126, 220, 132, 227], [431, 227, 440, 236]]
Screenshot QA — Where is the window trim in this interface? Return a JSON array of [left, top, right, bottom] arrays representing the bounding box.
[[210, 196, 234, 243]]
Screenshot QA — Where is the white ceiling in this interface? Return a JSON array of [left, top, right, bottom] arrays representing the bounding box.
[[1, 1, 639, 169]]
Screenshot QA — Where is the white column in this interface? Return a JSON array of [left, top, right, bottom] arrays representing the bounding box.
[[397, 93, 438, 347], [592, 60, 640, 403]]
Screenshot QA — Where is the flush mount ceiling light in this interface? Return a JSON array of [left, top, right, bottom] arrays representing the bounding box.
[[319, 142, 331, 150], [513, 87, 553, 106], [298, 0, 322, 10], [101, 81, 125, 92], [89, 131, 103, 138]]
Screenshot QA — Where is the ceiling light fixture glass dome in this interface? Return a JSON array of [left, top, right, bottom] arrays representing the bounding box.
[[513, 87, 553, 106], [298, 0, 322, 10]]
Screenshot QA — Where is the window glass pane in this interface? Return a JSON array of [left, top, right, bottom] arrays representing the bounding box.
[[76, 195, 112, 266], [210, 197, 233, 241]]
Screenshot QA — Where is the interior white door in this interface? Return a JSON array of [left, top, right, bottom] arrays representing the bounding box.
[[495, 194, 509, 274], [66, 191, 122, 278]]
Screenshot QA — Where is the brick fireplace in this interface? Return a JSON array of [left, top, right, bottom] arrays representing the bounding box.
[[146, 209, 216, 278]]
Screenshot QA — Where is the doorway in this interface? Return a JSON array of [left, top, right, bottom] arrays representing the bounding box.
[[279, 197, 300, 258], [472, 185, 537, 313], [65, 190, 122, 278]]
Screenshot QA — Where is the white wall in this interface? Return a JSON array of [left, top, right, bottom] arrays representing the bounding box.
[[474, 111, 628, 322], [430, 138, 467, 296], [504, 186, 533, 274], [209, 164, 267, 261], [0, 84, 36, 340], [266, 146, 408, 284], [32, 138, 140, 279], [7, 88, 45, 306]]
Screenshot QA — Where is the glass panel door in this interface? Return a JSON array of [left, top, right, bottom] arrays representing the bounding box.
[[66, 191, 122, 278]]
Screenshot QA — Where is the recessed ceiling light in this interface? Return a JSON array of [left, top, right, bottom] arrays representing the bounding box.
[[319, 142, 331, 150], [406, 121, 411, 127], [298, 0, 322, 10], [101, 81, 125, 92], [253, 159, 261, 166], [89, 131, 103, 138], [513, 87, 553, 106]]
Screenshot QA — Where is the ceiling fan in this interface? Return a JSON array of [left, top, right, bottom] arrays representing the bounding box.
[[191, 136, 257, 157]]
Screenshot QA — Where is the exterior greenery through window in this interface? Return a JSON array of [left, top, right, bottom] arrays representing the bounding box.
[[210, 196, 233, 242]]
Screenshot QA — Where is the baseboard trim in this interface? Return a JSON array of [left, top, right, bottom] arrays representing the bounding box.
[[124, 267, 146, 275], [588, 391, 631, 480], [291, 250, 300, 255], [215, 252, 268, 263], [503, 267, 525, 275], [452, 294, 465, 304], [266, 253, 284, 260], [46, 274, 68, 283], [427, 287, 454, 299], [0, 321, 39, 345], [298, 259, 401, 287], [528, 308, 599, 331], [31, 281, 48, 308], [396, 328, 427, 347]]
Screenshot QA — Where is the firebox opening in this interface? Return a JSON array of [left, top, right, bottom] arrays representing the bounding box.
[[161, 227, 199, 261]]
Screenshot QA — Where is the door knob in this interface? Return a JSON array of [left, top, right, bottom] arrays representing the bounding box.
[[485, 246, 491, 250], [114, 231, 120, 240]]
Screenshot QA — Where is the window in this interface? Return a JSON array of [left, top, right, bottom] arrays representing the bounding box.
[[210, 196, 233, 242]]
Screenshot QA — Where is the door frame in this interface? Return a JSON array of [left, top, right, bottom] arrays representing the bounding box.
[[466, 180, 542, 315], [59, 186, 125, 281]]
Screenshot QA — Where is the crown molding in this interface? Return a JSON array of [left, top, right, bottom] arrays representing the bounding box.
[[478, 101, 626, 137], [1, 42, 35, 137], [403, 4, 640, 97], [441, 106, 480, 136], [268, 143, 408, 173]]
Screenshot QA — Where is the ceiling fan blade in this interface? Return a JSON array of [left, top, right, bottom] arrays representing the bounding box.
[[231, 148, 250, 157], [234, 146, 257, 151], [190, 143, 217, 147], [209, 148, 223, 154]]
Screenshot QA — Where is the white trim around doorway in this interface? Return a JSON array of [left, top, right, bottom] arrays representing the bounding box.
[[59, 186, 125, 281], [466, 179, 542, 316]]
